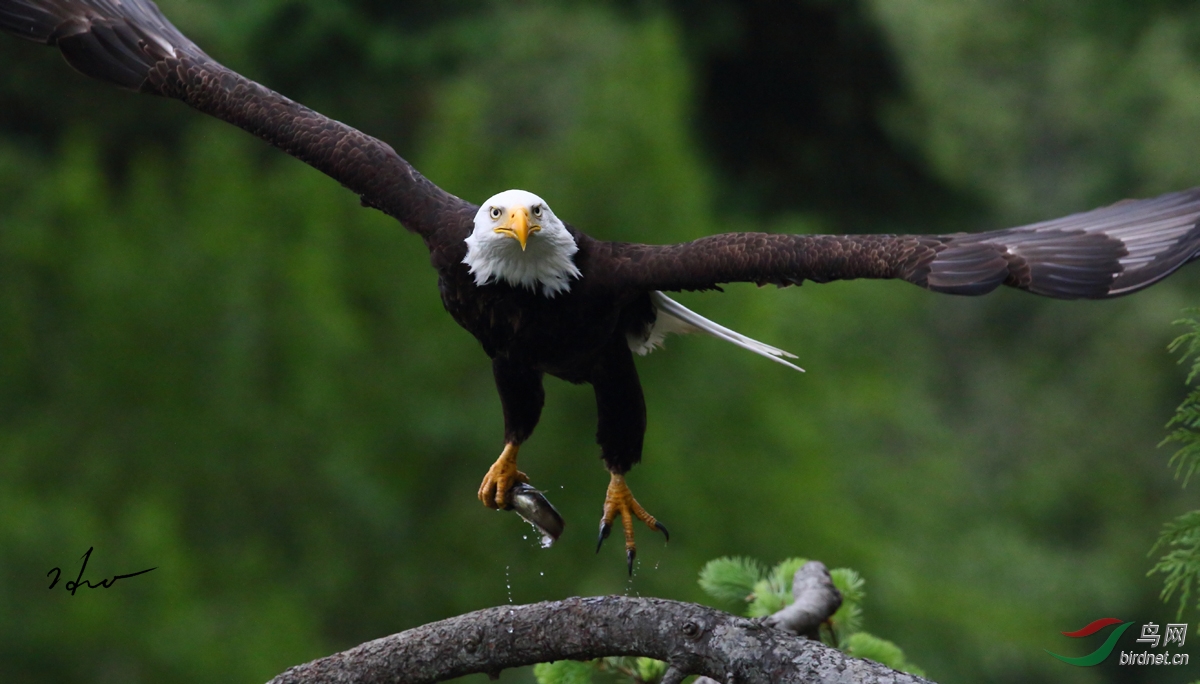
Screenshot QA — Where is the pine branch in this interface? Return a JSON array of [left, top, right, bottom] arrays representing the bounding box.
[[762, 561, 843, 639], [694, 557, 922, 680], [1149, 511, 1200, 619], [266, 596, 933, 684], [828, 568, 865, 646], [697, 556, 766, 605], [1151, 311, 1200, 619], [1162, 312, 1200, 486], [1163, 394, 1200, 486]]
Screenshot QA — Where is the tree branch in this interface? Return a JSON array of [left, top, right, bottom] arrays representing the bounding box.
[[694, 560, 847, 684], [267, 595, 933, 684], [764, 560, 843, 638]]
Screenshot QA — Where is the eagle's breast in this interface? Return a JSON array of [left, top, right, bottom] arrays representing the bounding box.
[[437, 258, 636, 380]]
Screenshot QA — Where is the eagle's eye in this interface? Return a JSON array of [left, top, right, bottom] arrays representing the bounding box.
[[489, 206, 502, 220], [532, 205, 543, 218]]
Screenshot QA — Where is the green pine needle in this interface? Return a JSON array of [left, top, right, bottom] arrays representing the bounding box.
[[1150, 311, 1200, 622], [831, 567, 865, 605], [636, 657, 667, 682], [745, 557, 811, 616], [533, 660, 596, 684], [1162, 312, 1200, 486], [769, 557, 811, 596], [694, 556, 924, 678], [828, 567, 866, 645], [1163, 394, 1200, 486], [845, 632, 927, 677], [1149, 510, 1200, 619], [698, 556, 767, 605], [594, 656, 666, 683], [747, 577, 786, 616], [1168, 312, 1200, 385]]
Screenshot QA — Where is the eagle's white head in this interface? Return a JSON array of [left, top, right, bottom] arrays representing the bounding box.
[[464, 189, 581, 297]]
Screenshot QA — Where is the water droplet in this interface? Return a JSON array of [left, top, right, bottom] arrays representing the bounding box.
[[624, 557, 641, 594], [521, 520, 556, 549], [539, 571, 544, 576]]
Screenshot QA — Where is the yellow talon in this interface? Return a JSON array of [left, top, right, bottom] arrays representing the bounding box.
[[597, 473, 669, 575], [478, 443, 528, 509]]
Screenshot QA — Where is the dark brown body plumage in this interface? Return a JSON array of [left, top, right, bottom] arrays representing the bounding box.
[[437, 232, 656, 471], [5, 0, 1200, 482]]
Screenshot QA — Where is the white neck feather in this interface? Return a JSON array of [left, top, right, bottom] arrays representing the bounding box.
[[464, 227, 581, 296]]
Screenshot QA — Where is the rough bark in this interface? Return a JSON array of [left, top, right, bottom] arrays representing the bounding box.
[[764, 561, 844, 638], [695, 560, 847, 684], [266, 595, 932, 684]]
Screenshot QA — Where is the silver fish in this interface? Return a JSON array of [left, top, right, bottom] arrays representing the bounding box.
[[506, 483, 565, 547]]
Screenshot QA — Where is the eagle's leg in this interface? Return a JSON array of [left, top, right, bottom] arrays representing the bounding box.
[[591, 334, 668, 574], [598, 473, 670, 574], [477, 442, 528, 509], [479, 359, 544, 510]]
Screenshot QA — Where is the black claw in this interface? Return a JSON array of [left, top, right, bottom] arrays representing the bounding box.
[[655, 521, 670, 542], [596, 520, 612, 553], [626, 547, 636, 576]]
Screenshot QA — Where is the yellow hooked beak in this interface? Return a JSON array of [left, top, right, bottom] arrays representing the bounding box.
[[495, 207, 540, 251]]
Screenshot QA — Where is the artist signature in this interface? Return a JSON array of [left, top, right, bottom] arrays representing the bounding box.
[[47, 547, 156, 595]]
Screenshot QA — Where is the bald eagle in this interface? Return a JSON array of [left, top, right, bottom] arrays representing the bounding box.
[[5, 0, 1200, 573]]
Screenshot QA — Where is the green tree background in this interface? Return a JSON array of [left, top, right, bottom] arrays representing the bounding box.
[[1, 1, 1198, 682]]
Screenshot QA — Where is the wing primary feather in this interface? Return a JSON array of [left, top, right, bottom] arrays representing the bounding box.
[[645, 292, 803, 372], [5, 1, 1200, 300], [604, 188, 1200, 301], [0, 0, 475, 242]]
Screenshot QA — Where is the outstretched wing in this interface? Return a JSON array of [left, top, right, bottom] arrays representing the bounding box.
[[0, 0, 475, 242], [592, 188, 1200, 299]]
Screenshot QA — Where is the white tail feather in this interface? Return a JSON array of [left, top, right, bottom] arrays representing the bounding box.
[[627, 291, 804, 372]]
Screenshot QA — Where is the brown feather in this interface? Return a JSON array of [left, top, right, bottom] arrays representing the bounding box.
[[597, 188, 1200, 300], [0, 0, 476, 241]]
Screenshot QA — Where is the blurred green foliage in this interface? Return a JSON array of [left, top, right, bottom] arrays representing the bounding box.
[[696, 556, 920, 675], [1150, 313, 1200, 619], [0, 1, 1198, 683], [1162, 313, 1200, 486], [533, 656, 666, 684], [845, 632, 926, 680]]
